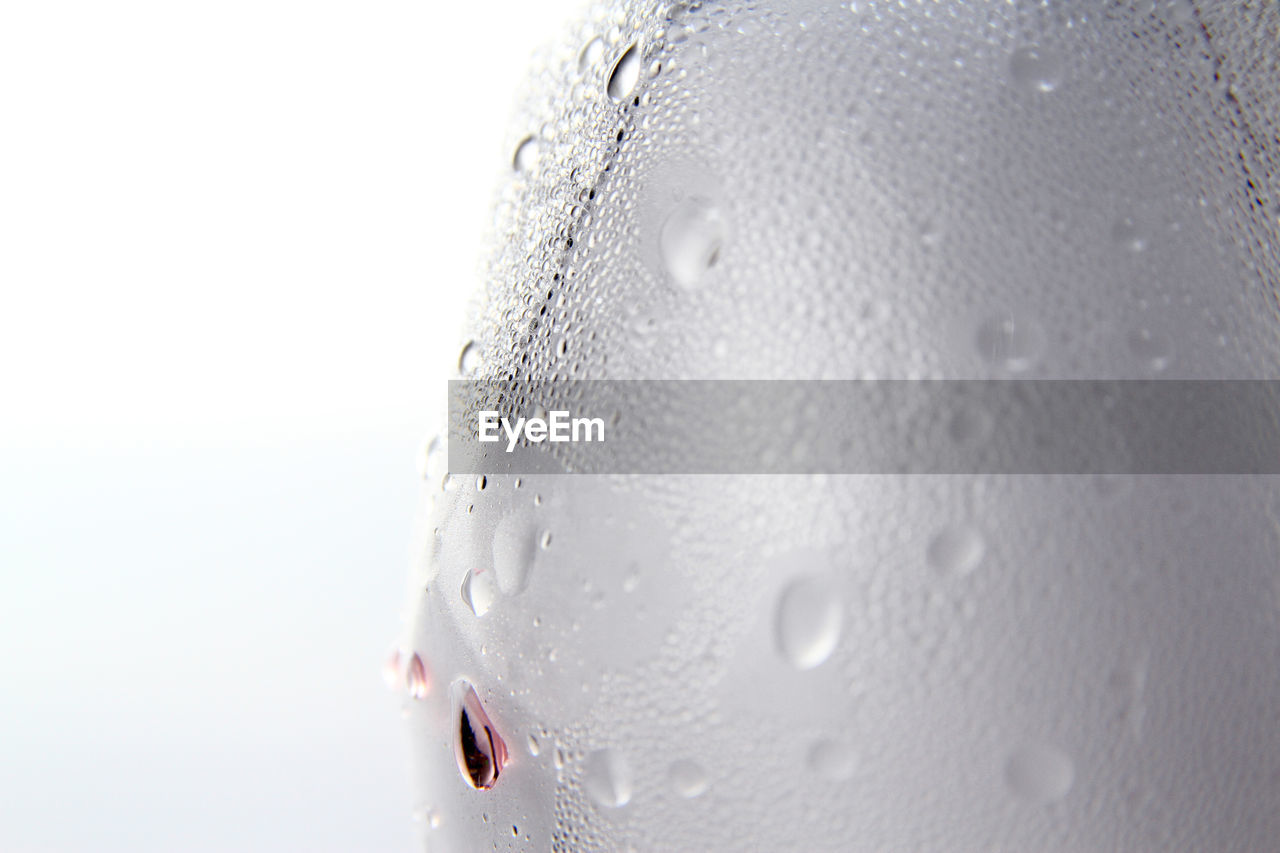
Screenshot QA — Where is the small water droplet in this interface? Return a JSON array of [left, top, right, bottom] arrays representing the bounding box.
[[453, 681, 507, 790], [1127, 328, 1171, 372], [405, 652, 431, 700], [622, 563, 640, 593], [775, 575, 843, 670], [1010, 46, 1062, 93], [919, 221, 942, 247], [607, 44, 642, 101], [927, 525, 985, 576], [458, 341, 482, 376], [461, 568, 497, 617], [1005, 742, 1074, 803], [582, 748, 632, 808], [668, 759, 710, 798], [527, 732, 541, 756], [578, 37, 604, 73], [1111, 217, 1147, 252], [476, 475, 487, 491], [540, 530, 553, 549], [513, 136, 540, 173], [660, 197, 727, 288], [807, 739, 856, 781], [976, 314, 1043, 373]]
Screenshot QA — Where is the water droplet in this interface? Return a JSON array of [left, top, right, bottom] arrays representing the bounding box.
[[1111, 217, 1147, 252], [1005, 742, 1074, 803], [453, 681, 508, 790], [382, 647, 402, 690], [458, 341, 482, 376], [1010, 46, 1062, 93], [418, 436, 441, 479], [607, 44, 641, 101], [476, 475, 487, 491], [405, 652, 431, 699], [582, 748, 633, 808], [527, 732, 541, 756], [807, 739, 856, 782], [461, 568, 497, 617], [1127, 328, 1171, 372], [492, 514, 536, 595], [660, 197, 727, 288], [668, 759, 709, 798], [513, 136, 540, 173], [975, 314, 1043, 373], [775, 575, 843, 670], [622, 563, 640, 593], [578, 37, 604, 73], [540, 530, 553, 549], [927, 525, 985, 576]]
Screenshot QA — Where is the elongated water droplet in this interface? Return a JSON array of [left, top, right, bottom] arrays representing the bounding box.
[[405, 652, 431, 699], [461, 568, 497, 617], [453, 681, 508, 790], [668, 759, 710, 798], [660, 197, 727, 288], [775, 575, 843, 670], [1005, 742, 1074, 803], [607, 44, 641, 101], [582, 748, 632, 807]]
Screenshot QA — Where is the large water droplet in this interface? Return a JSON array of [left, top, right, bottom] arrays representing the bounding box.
[[458, 341, 482, 376], [453, 681, 507, 790], [461, 568, 497, 617], [975, 314, 1043, 373], [1010, 46, 1062, 93], [1127, 328, 1171, 372], [492, 514, 537, 595], [405, 652, 431, 699], [578, 37, 604, 74], [775, 575, 843, 670], [582, 749, 632, 808], [668, 759, 710, 799], [513, 136, 540, 173], [927, 525, 985, 576], [607, 44, 641, 101], [1005, 742, 1074, 803], [660, 197, 727, 288], [807, 739, 856, 782]]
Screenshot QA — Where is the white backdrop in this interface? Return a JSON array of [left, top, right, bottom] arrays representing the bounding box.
[[0, 1, 583, 849]]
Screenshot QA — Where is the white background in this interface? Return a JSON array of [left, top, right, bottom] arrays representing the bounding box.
[[1, 1, 582, 849]]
